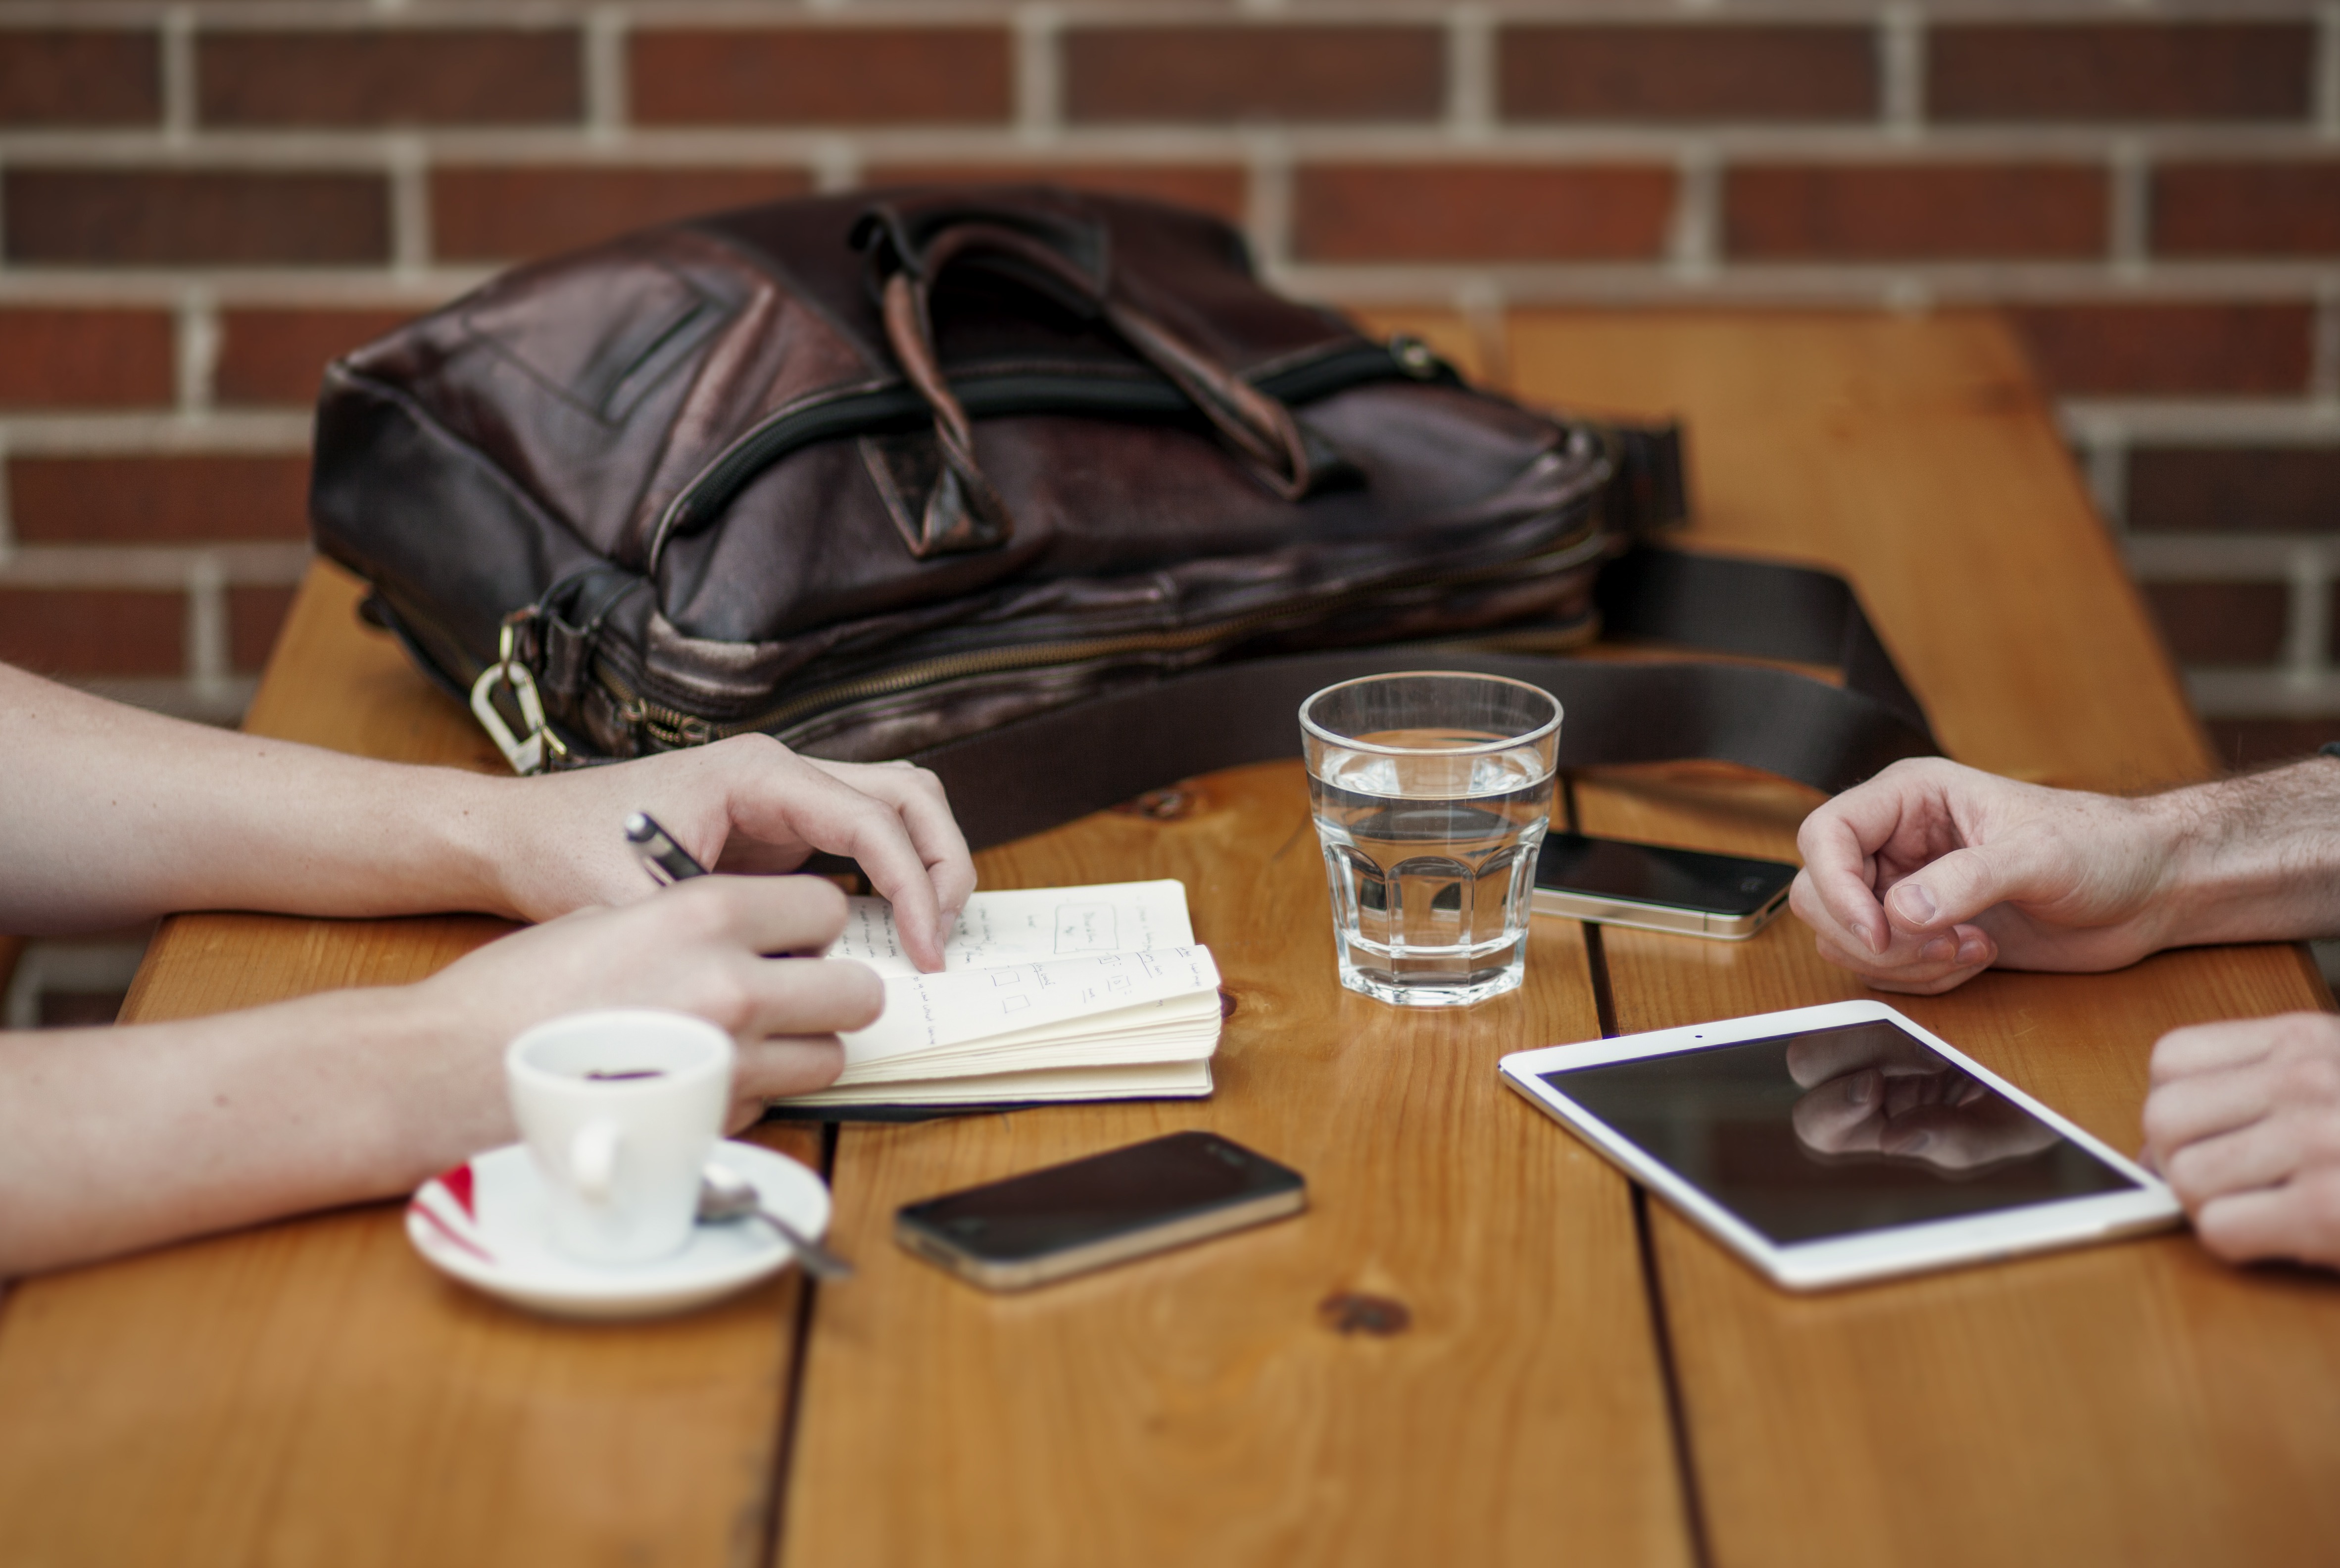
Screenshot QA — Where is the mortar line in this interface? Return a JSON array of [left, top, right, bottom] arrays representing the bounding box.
[[2319, 3, 2340, 139], [584, 5, 628, 144], [387, 133, 431, 279], [2108, 136, 2149, 281], [185, 550, 231, 705], [810, 136, 858, 195], [175, 284, 219, 418], [1014, 2, 1062, 145], [1447, 4, 1493, 146], [1669, 139, 1720, 284], [1246, 129, 1293, 283], [2083, 421, 2128, 534], [11, 119, 2340, 169], [1880, 2, 1925, 140], [161, 6, 195, 147], [0, 427, 13, 563], [2288, 541, 2334, 687], [2312, 277, 2340, 404]]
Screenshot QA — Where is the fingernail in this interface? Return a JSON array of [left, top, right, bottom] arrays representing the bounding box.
[[1891, 882, 1938, 925], [1919, 936, 1955, 965], [1900, 1131, 1933, 1154], [1845, 1074, 1874, 1106], [1956, 936, 1989, 966]]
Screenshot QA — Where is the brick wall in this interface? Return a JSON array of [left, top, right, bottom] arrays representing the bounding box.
[[0, 0, 2332, 763]]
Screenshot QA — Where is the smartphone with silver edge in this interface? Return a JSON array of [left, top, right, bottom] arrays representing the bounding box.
[[1533, 832, 1797, 940], [895, 1131, 1306, 1291]]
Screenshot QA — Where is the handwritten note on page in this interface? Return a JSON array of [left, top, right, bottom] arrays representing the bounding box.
[[841, 947, 1221, 1066], [828, 880, 1195, 977]]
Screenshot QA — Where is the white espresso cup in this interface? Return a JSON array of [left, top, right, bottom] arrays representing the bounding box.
[[505, 1009, 735, 1267]]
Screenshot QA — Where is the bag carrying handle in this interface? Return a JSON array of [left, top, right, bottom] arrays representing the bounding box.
[[854, 199, 1322, 557]]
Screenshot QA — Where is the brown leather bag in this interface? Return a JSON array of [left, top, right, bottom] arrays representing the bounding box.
[[311, 187, 1932, 844]]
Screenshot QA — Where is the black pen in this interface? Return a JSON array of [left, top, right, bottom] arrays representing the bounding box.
[[626, 811, 708, 885]]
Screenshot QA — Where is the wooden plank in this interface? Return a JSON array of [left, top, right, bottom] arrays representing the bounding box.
[[1508, 311, 2340, 1568], [1517, 308, 2210, 792], [0, 561, 823, 1568], [780, 763, 1695, 1568]]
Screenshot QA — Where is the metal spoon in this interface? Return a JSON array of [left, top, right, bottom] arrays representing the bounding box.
[[697, 1163, 853, 1281]]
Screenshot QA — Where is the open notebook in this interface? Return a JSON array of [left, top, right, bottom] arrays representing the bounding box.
[[773, 880, 1220, 1110]]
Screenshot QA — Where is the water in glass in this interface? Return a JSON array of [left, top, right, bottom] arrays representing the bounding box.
[[1309, 728, 1555, 1006]]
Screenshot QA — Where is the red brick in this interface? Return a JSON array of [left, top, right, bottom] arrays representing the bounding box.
[[861, 164, 1248, 226], [5, 170, 390, 266], [2154, 162, 2340, 258], [1293, 164, 1674, 262], [217, 308, 418, 406], [1501, 26, 1873, 122], [229, 584, 299, 674], [432, 166, 813, 263], [198, 29, 580, 128], [1930, 24, 2312, 123], [2141, 582, 2289, 665], [2004, 303, 2314, 397], [2127, 446, 2340, 535], [10, 455, 312, 545], [0, 308, 174, 408], [1065, 26, 1441, 124], [0, 30, 159, 124], [2206, 719, 2340, 770], [1724, 163, 2106, 261], [631, 29, 1009, 126], [0, 588, 184, 677]]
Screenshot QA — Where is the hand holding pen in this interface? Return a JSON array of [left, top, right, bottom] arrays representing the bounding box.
[[626, 811, 711, 885], [625, 808, 857, 1280], [588, 742, 970, 972]]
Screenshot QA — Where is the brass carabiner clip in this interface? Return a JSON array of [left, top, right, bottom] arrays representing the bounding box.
[[468, 613, 568, 775]]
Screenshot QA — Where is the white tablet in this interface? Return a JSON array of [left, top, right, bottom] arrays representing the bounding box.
[[1499, 1000, 2182, 1290]]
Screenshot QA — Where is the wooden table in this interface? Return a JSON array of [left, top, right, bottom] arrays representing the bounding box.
[[2, 312, 2335, 1568]]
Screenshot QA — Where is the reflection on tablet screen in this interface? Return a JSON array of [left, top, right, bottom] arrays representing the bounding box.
[[1541, 1021, 2140, 1244]]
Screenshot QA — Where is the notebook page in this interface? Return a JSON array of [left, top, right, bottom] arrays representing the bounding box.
[[829, 880, 1195, 978], [782, 1057, 1213, 1109], [841, 946, 1221, 1066], [835, 992, 1223, 1084]]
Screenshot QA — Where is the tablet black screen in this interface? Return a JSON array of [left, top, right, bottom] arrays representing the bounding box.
[[1541, 1020, 2139, 1244]]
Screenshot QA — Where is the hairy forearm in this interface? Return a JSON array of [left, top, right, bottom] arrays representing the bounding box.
[[0, 984, 506, 1276], [0, 665, 514, 931], [2154, 759, 2340, 947]]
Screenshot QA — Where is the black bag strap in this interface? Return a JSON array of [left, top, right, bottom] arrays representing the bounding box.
[[910, 547, 1939, 852]]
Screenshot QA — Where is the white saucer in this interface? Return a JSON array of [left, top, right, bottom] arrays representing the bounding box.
[[405, 1138, 833, 1320]]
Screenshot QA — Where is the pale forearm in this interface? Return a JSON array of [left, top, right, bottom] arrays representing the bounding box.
[[0, 665, 514, 931], [2152, 759, 2340, 948], [0, 984, 502, 1276]]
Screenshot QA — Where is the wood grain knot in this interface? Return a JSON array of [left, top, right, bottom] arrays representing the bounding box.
[[1318, 1292, 1411, 1337], [1114, 785, 1203, 822], [1218, 988, 1238, 1020]]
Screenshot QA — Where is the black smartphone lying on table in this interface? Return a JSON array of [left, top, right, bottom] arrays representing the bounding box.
[[897, 1132, 1307, 1291], [1533, 832, 1798, 940]]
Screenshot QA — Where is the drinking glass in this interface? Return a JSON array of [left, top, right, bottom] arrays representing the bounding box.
[[1301, 672, 1561, 1006]]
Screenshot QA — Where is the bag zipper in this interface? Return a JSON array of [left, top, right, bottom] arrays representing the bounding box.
[[593, 525, 1611, 750]]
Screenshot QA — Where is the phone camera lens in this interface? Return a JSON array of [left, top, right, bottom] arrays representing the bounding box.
[[1740, 877, 1765, 891]]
